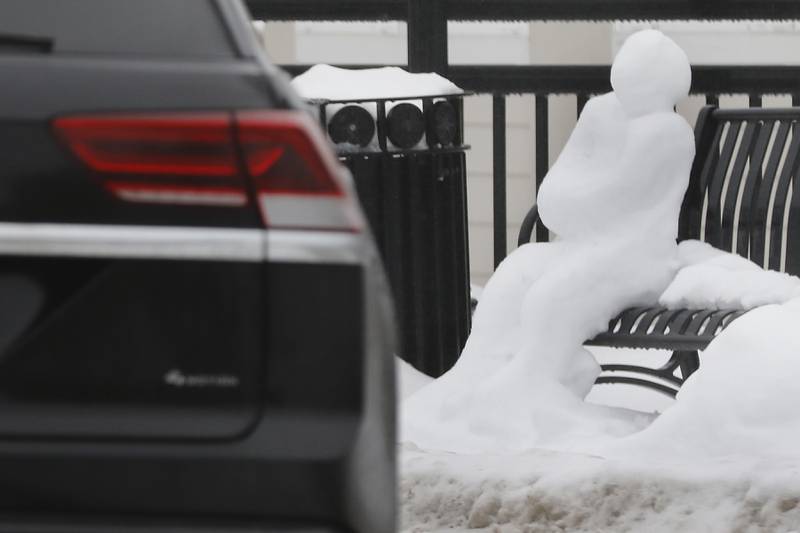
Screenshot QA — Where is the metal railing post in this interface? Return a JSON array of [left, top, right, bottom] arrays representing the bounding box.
[[493, 95, 507, 268], [408, 0, 448, 74], [534, 94, 550, 243]]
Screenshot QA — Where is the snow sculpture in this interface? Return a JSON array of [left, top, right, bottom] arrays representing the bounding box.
[[606, 302, 800, 460], [402, 30, 696, 453], [600, 242, 800, 460], [659, 240, 800, 310]]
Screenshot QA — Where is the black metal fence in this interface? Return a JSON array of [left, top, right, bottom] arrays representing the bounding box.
[[249, 0, 800, 269], [248, 1, 800, 24]]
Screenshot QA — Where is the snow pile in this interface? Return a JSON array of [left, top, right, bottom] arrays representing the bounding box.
[[402, 302, 800, 531], [291, 64, 461, 101], [401, 445, 800, 533], [660, 240, 800, 310], [604, 302, 800, 461], [401, 296, 800, 533], [402, 29, 695, 454], [397, 357, 433, 400]]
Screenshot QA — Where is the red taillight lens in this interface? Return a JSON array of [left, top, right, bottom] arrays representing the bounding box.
[[54, 110, 362, 232], [53, 114, 238, 177], [237, 110, 342, 195], [236, 111, 361, 231]]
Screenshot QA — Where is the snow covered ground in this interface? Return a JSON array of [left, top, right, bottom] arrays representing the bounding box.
[[400, 444, 800, 533], [398, 30, 800, 532], [399, 257, 800, 532], [398, 357, 435, 400], [398, 338, 800, 533]]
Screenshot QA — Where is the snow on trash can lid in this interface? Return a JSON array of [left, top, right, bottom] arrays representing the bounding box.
[[291, 64, 462, 100]]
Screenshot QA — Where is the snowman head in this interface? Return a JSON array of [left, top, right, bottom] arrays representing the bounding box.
[[611, 30, 691, 117]]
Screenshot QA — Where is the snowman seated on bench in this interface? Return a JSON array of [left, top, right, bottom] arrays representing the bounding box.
[[403, 30, 697, 453]]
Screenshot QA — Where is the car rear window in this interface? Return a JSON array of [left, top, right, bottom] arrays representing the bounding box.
[[0, 0, 236, 59]]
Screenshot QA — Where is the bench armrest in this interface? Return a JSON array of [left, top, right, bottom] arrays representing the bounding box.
[[518, 203, 547, 246]]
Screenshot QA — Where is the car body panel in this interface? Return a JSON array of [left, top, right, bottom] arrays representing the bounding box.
[[0, 0, 396, 531]]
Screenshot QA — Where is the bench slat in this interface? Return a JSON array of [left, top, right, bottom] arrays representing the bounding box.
[[666, 308, 698, 335], [587, 306, 747, 351], [722, 121, 759, 252], [595, 376, 680, 397], [706, 121, 741, 248], [737, 121, 774, 258], [751, 120, 790, 267], [635, 307, 668, 334], [685, 309, 717, 336], [787, 144, 800, 274], [617, 306, 652, 334], [650, 308, 682, 334], [768, 123, 800, 271], [697, 120, 725, 198]]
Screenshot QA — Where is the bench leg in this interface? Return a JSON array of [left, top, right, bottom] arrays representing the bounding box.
[[676, 350, 700, 381], [596, 350, 701, 397]]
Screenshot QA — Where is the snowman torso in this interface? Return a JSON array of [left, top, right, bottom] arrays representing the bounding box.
[[537, 92, 693, 244]]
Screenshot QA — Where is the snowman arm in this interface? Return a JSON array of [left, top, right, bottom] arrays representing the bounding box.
[[617, 114, 695, 190]]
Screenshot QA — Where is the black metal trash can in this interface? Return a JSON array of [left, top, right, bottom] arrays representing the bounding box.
[[312, 94, 471, 377]]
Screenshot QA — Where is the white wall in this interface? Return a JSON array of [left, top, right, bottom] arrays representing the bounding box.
[[295, 21, 407, 64], [614, 21, 800, 65]]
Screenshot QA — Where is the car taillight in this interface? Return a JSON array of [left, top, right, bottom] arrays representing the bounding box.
[[53, 111, 362, 232], [237, 110, 361, 231]]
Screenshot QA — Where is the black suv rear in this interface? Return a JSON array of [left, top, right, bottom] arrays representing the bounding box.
[[0, 1, 396, 532]]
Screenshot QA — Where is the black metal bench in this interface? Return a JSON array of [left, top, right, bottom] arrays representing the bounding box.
[[517, 105, 800, 396]]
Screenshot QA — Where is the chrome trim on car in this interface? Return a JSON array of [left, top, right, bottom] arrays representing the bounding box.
[[0, 223, 364, 264], [0, 223, 264, 261], [265, 229, 364, 264]]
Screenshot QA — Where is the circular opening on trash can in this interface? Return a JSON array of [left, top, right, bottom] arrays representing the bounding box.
[[387, 103, 425, 150], [328, 105, 375, 147], [428, 100, 458, 147]]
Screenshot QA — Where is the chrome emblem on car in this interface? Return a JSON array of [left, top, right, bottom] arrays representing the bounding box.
[[163, 369, 240, 388]]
